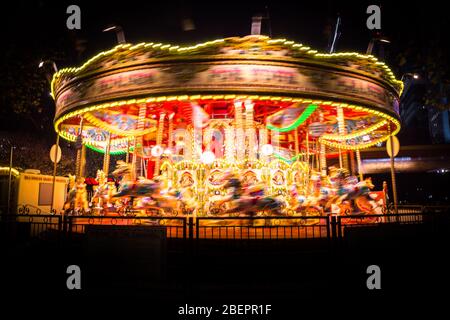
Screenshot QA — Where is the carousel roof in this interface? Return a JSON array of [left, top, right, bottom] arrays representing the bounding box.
[[52, 35, 402, 96], [50, 36, 403, 154]]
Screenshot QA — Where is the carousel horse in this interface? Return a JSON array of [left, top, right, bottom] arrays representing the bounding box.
[[112, 161, 190, 215], [293, 170, 346, 215], [63, 174, 76, 213], [354, 190, 385, 215], [134, 176, 182, 215], [323, 172, 375, 214], [75, 176, 89, 213], [338, 177, 375, 202], [295, 172, 329, 212], [220, 172, 284, 215], [337, 177, 379, 215], [112, 161, 160, 198], [178, 186, 197, 214], [90, 170, 116, 214], [63, 175, 89, 214]]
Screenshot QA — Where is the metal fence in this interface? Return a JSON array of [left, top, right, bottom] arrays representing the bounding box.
[[195, 216, 330, 240], [1, 214, 62, 242], [1, 204, 449, 243], [337, 213, 425, 238], [396, 205, 423, 214], [65, 215, 187, 239]]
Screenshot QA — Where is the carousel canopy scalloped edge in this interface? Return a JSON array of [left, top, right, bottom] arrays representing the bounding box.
[[50, 35, 404, 98]]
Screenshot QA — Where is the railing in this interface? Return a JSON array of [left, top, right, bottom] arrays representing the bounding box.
[[1, 204, 449, 244], [195, 216, 330, 240], [337, 213, 425, 238], [65, 215, 187, 239], [1, 214, 62, 242], [396, 205, 423, 214], [17, 204, 43, 215]]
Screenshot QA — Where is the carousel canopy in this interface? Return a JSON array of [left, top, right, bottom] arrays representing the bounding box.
[[51, 35, 402, 154]]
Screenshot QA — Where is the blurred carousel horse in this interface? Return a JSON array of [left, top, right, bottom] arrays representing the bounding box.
[[90, 170, 116, 214], [112, 161, 160, 198], [218, 172, 285, 215], [64, 175, 89, 215], [112, 161, 192, 215]]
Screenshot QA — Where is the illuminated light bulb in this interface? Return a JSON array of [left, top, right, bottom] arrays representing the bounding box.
[[151, 145, 163, 157], [201, 151, 215, 164], [261, 144, 274, 156]]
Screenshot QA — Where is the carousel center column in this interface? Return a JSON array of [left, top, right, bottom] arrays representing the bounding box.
[[75, 116, 84, 178], [319, 112, 327, 176], [154, 112, 166, 177], [245, 100, 256, 160], [102, 132, 111, 176], [225, 122, 236, 163], [133, 104, 148, 179], [337, 105, 349, 171], [234, 100, 245, 162], [259, 125, 268, 162]]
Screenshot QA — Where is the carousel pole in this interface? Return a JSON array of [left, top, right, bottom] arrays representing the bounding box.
[[142, 157, 146, 178], [75, 151, 81, 178], [349, 150, 356, 176], [75, 117, 84, 178], [388, 124, 398, 214], [245, 100, 256, 160], [294, 127, 299, 160], [305, 130, 312, 195], [234, 101, 245, 162], [154, 112, 166, 177], [271, 130, 280, 157], [50, 133, 60, 214], [356, 149, 363, 181], [131, 137, 137, 180], [184, 127, 193, 161], [80, 144, 86, 177], [103, 132, 111, 176], [168, 113, 174, 159], [225, 126, 236, 163], [337, 106, 348, 170], [315, 140, 320, 171], [134, 104, 147, 178], [318, 112, 326, 175], [320, 143, 327, 176], [126, 139, 130, 163], [306, 130, 310, 167]]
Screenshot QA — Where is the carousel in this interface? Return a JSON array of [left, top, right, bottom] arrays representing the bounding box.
[[52, 36, 402, 217]]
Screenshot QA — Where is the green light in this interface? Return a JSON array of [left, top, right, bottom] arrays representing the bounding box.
[[267, 104, 318, 132], [85, 144, 126, 155], [274, 153, 301, 163]]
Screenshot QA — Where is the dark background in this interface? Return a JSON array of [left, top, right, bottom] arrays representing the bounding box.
[[1, 0, 448, 133], [0, 2, 449, 316], [0, 0, 449, 203]]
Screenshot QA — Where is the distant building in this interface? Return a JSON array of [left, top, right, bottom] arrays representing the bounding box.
[[428, 106, 450, 144], [398, 82, 430, 145]]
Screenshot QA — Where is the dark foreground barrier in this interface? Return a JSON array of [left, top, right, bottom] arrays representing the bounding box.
[[1, 206, 449, 304], [1, 204, 449, 244]]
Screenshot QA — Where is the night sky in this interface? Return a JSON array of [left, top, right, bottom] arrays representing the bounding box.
[[0, 0, 448, 177], [2, 1, 448, 66]]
